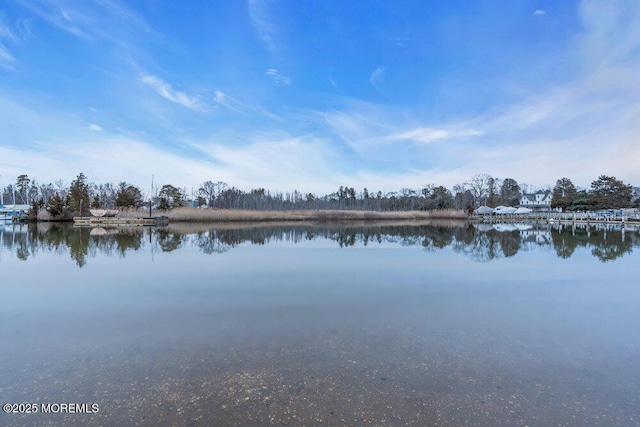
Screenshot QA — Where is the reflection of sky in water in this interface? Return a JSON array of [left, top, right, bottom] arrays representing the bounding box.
[[1, 224, 639, 425]]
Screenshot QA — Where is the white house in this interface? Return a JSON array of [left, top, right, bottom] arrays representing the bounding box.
[[519, 190, 552, 211]]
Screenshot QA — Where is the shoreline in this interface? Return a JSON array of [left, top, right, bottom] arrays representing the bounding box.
[[20, 208, 468, 224], [163, 208, 469, 222]]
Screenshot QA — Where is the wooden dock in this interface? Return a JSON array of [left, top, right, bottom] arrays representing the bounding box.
[[473, 212, 640, 227], [73, 216, 169, 226]]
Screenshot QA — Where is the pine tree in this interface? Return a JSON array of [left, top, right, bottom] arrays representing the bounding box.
[[500, 178, 521, 206], [67, 173, 90, 214], [115, 183, 144, 208], [551, 178, 577, 211], [91, 194, 101, 208], [158, 184, 184, 210], [46, 192, 66, 218], [16, 174, 31, 204], [589, 175, 633, 209]]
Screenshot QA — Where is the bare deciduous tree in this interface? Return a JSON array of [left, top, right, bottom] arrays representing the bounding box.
[[467, 174, 493, 207], [198, 181, 229, 207]]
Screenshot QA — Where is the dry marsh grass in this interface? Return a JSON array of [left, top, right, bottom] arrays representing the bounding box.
[[164, 219, 469, 234], [164, 208, 468, 222]]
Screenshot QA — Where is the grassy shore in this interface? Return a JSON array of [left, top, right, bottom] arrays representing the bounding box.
[[161, 219, 469, 234], [163, 207, 468, 222]]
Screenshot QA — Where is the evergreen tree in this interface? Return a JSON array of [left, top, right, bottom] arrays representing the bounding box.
[[67, 173, 90, 214], [16, 174, 31, 204], [46, 192, 66, 218], [91, 194, 101, 208], [500, 178, 521, 206], [158, 184, 184, 210], [115, 183, 144, 208], [429, 186, 454, 209], [551, 177, 577, 211], [589, 175, 633, 209], [568, 190, 596, 211]]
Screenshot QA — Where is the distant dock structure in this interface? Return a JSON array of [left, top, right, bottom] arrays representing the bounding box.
[[473, 209, 640, 228], [73, 215, 168, 227]]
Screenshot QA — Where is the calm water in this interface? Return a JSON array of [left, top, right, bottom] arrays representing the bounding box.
[[1, 221, 639, 426]]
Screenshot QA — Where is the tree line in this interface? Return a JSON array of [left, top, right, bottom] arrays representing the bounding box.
[[550, 175, 635, 211], [1, 172, 638, 219]]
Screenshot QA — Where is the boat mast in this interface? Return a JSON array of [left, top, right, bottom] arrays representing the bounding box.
[[150, 174, 154, 217]]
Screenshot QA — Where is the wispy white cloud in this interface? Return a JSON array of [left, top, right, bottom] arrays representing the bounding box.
[[88, 124, 102, 131], [265, 68, 291, 85], [320, 104, 392, 155], [534, 10, 546, 16], [18, 2, 89, 39], [329, 74, 338, 90], [247, 0, 277, 52], [0, 44, 15, 69], [577, 0, 640, 71], [387, 128, 484, 144], [213, 90, 246, 114], [369, 67, 385, 93], [0, 137, 214, 194], [14, 0, 156, 55], [141, 74, 207, 112], [0, 92, 212, 188], [212, 89, 280, 120], [0, 19, 17, 41], [318, 0, 640, 189], [194, 134, 343, 190], [0, 19, 17, 69]]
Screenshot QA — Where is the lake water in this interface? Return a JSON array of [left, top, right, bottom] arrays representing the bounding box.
[[1, 221, 639, 426]]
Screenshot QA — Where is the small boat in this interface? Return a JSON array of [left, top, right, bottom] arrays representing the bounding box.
[[89, 209, 119, 217], [514, 207, 533, 215], [493, 206, 517, 214], [475, 206, 493, 215]]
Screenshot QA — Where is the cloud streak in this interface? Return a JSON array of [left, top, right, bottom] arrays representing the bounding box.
[[247, 0, 277, 52], [141, 74, 207, 112], [369, 67, 385, 93], [264, 68, 291, 85], [16, 0, 153, 46], [387, 128, 483, 144], [0, 44, 15, 69], [212, 89, 280, 120], [0, 20, 17, 69]]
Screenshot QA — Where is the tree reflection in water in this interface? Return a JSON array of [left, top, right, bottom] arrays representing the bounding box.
[[1, 221, 638, 267]]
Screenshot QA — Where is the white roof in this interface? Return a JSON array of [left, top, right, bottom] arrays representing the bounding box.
[[514, 207, 533, 214], [494, 206, 517, 214]]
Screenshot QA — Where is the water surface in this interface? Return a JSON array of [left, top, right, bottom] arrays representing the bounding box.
[[1, 221, 639, 426]]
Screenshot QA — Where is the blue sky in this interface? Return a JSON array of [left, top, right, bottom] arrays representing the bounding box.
[[0, 0, 639, 195]]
